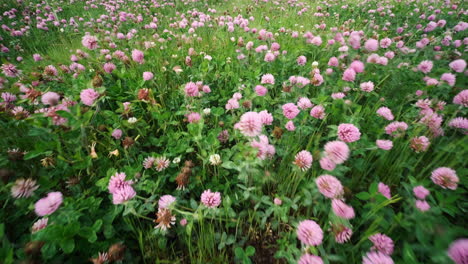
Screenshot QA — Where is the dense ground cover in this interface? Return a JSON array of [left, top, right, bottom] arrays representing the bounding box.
[[0, 0, 467, 263]]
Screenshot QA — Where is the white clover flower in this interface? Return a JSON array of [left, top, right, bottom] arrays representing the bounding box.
[[209, 154, 221, 166], [312, 61, 319, 67], [172, 157, 181, 164], [203, 108, 211, 115], [128, 117, 138, 124], [204, 55, 212, 61]]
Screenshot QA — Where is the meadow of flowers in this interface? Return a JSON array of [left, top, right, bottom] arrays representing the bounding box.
[[0, 0, 467, 263]]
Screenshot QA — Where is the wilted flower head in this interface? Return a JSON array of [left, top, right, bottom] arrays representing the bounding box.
[[154, 208, 176, 231], [11, 178, 39, 198], [154, 157, 170, 171], [296, 220, 323, 246]]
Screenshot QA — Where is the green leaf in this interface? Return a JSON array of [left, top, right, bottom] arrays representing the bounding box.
[[245, 246, 255, 256], [92, 219, 103, 232], [355, 192, 371, 200], [60, 238, 75, 254], [403, 243, 419, 263]]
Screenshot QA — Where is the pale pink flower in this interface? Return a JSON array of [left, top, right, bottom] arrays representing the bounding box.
[[431, 167, 458, 190], [34, 192, 63, 216], [259, 110, 273, 125], [298, 254, 323, 264], [251, 135, 275, 160], [376, 107, 394, 120], [80, 88, 99, 106], [82, 35, 98, 49], [447, 238, 468, 264], [324, 141, 349, 164], [449, 59, 466, 73], [32, 218, 48, 233], [410, 136, 430, 152], [375, 140, 392, 151], [255, 85, 267, 96], [131, 49, 144, 64], [335, 227, 353, 244], [413, 186, 430, 199], [201, 189, 221, 208], [331, 199, 355, 219], [297, 97, 313, 109], [378, 183, 391, 199], [415, 200, 430, 212], [143, 72, 154, 81], [385, 121, 408, 137], [282, 103, 300, 119], [310, 105, 325, 119], [235, 112, 263, 137], [184, 82, 199, 97], [364, 39, 379, 51], [41, 92, 60, 106], [112, 185, 136, 204], [369, 233, 394, 255], [294, 150, 313, 171], [158, 195, 176, 209], [342, 68, 356, 82], [261, 74, 275, 84], [350, 60, 365, 73], [297, 56, 307, 66], [453, 90, 468, 107], [143, 157, 156, 169], [440, 73, 456, 86], [362, 251, 394, 264], [360, 81, 375, 92], [417, 60, 433, 74], [285, 121, 296, 131], [296, 220, 323, 246], [274, 198, 282, 205], [319, 156, 336, 171], [316, 175, 344, 198], [337, 123, 361, 143]]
